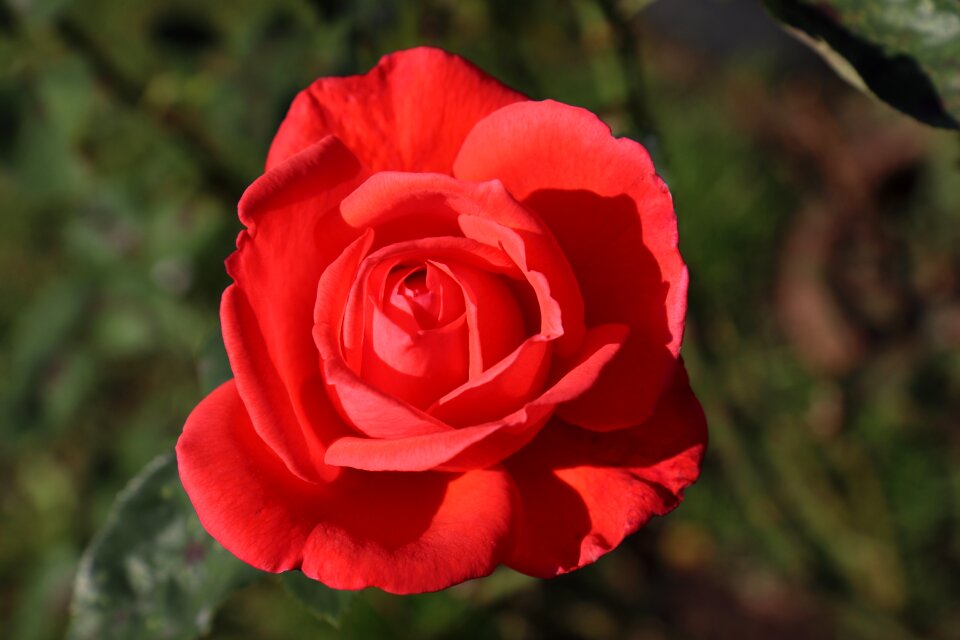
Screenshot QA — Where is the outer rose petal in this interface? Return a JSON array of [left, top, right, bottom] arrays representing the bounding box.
[[503, 364, 706, 577], [222, 285, 337, 482], [455, 100, 687, 430], [267, 47, 526, 173], [225, 137, 369, 481], [176, 380, 516, 594]]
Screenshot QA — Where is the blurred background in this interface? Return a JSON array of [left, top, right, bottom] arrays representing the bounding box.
[[2, 0, 959, 638]]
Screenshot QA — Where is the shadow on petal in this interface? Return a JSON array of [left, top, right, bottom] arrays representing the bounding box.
[[503, 365, 706, 577]]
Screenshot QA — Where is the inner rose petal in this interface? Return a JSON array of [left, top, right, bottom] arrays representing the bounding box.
[[360, 305, 469, 409], [355, 262, 470, 409], [428, 260, 525, 378], [315, 173, 591, 440], [315, 230, 452, 438], [383, 263, 466, 331], [351, 257, 528, 410], [316, 232, 540, 436], [324, 323, 629, 472], [338, 172, 585, 356]]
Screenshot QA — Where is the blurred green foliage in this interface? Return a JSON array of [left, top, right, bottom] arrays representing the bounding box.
[[1, 0, 958, 639], [68, 453, 260, 640]]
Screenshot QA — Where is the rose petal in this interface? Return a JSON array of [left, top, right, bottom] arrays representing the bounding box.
[[454, 100, 687, 430], [438, 323, 629, 472], [314, 230, 452, 438], [339, 172, 585, 355], [428, 259, 526, 379], [361, 306, 469, 408], [267, 47, 525, 173], [427, 335, 550, 426], [176, 380, 515, 594], [502, 365, 707, 577], [340, 237, 519, 372], [457, 215, 571, 351], [323, 324, 628, 472], [222, 286, 337, 482], [352, 261, 471, 408], [382, 263, 466, 330], [223, 137, 368, 481]]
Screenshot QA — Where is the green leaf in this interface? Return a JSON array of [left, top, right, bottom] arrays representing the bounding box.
[[280, 571, 358, 628], [763, 0, 960, 129], [67, 453, 261, 640]]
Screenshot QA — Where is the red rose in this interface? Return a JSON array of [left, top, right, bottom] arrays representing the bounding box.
[[176, 47, 706, 594]]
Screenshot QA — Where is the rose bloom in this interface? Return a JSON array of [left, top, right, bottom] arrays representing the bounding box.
[[177, 47, 707, 594]]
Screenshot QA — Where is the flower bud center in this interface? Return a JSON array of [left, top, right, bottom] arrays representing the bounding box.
[[399, 269, 438, 328], [385, 263, 464, 331]]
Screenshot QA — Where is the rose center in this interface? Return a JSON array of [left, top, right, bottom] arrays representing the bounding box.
[[397, 269, 437, 327], [384, 263, 465, 332]]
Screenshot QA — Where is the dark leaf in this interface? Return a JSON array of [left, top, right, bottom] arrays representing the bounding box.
[[763, 0, 960, 129]]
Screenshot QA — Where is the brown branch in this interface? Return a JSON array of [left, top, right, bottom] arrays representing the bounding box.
[[593, 0, 657, 145]]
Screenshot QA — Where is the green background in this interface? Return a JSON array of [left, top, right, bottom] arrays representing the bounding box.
[[2, 0, 959, 638]]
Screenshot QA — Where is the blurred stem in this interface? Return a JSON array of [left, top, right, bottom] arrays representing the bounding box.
[[593, 0, 658, 150], [765, 420, 907, 611], [704, 400, 811, 575], [683, 324, 812, 575]]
